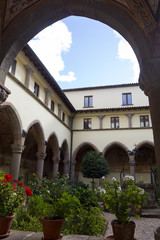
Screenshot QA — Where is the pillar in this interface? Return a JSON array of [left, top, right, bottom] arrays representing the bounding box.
[[128, 153, 136, 180], [58, 104, 63, 120], [139, 59, 160, 184], [36, 152, 46, 178], [44, 88, 51, 107], [97, 115, 105, 129], [63, 159, 70, 175], [126, 113, 134, 128], [71, 161, 76, 180], [10, 144, 24, 180], [52, 157, 59, 178], [24, 65, 34, 88]]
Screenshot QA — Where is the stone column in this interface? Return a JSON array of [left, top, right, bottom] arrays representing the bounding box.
[[10, 144, 24, 180], [36, 152, 46, 178], [128, 153, 136, 180], [71, 162, 76, 180], [126, 113, 134, 128], [44, 88, 51, 107], [139, 59, 160, 184], [25, 65, 34, 88], [63, 160, 70, 175], [52, 157, 59, 178], [97, 115, 105, 129], [58, 104, 63, 120]]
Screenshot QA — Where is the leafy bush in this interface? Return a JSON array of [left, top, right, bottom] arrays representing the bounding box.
[[63, 204, 107, 236], [81, 151, 109, 180]]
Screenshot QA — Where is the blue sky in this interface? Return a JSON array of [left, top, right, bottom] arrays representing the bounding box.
[[29, 16, 139, 89]]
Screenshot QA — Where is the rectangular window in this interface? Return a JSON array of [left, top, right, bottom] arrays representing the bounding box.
[[122, 93, 132, 105], [84, 118, 92, 129], [9, 60, 17, 75], [111, 117, 119, 129], [51, 100, 54, 112], [62, 112, 65, 122], [140, 115, 150, 127], [84, 96, 93, 107], [34, 82, 39, 97]]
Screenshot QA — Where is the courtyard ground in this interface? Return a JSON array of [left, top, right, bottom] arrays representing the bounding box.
[[6, 211, 160, 240]]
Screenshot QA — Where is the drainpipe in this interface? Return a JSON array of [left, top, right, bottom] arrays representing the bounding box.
[[69, 114, 75, 180]]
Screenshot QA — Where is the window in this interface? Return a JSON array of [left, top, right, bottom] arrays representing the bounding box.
[[122, 93, 132, 105], [140, 115, 150, 127], [84, 96, 93, 107], [34, 82, 39, 97], [111, 117, 119, 129], [62, 112, 65, 122], [9, 60, 17, 75], [51, 100, 54, 112], [84, 118, 92, 129]]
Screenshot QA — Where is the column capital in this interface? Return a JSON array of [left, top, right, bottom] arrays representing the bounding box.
[[52, 157, 60, 163], [25, 64, 34, 74], [11, 144, 24, 153], [139, 58, 160, 96], [36, 152, 46, 160], [0, 84, 11, 104], [44, 88, 51, 95], [97, 115, 105, 119]]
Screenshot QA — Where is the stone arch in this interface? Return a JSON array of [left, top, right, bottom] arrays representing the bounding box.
[[0, 1, 151, 84], [1, 102, 23, 145], [103, 141, 129, 181], [0, 102, 23, 174], [59, 139, 69, 176], [72, 142, 99, 181], [20, 120, 45, 178], [43, 132, 59, 178], [134, 140, 156, 183], [26, 120, 45, 152]]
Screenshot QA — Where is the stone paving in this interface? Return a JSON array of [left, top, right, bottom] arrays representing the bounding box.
[[5, 211, 160, 240]]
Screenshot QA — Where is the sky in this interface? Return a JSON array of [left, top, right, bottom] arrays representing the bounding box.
[[28, 16, 140, 90]]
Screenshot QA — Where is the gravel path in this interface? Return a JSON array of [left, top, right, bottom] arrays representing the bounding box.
[[104, 212, 160, 240]]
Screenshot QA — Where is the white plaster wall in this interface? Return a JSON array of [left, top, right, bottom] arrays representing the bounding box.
[[5, 76, 71, 148], [64, 85, 149, 110], [72, 128, 154, 154]]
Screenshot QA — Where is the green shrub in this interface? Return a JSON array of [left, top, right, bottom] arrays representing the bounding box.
[[63, 205, 107, 236]]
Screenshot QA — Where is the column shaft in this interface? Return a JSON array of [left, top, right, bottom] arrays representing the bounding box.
[[10, 144, 24, 180]]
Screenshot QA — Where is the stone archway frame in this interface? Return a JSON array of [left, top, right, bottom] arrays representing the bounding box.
[[0, 102, 23, 145], [72, 142, 99, 165], [102, 141, 129, 157], [60, 139, 70, 175], [71, 141, 99, 180], [47, 131, 60, 160], [0, 0, 153, 86], [26, 120, 45, 153], [135, 140, 154, 150]]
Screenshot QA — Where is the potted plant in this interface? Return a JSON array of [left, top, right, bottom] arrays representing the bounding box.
[[0, 170, 32, 238], [101, 175, 148, 240]]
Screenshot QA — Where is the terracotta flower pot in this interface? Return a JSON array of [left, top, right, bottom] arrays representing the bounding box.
[[111, 220, 136, 240], [41, 217, 64, 240], [0, 214, 15, 238]]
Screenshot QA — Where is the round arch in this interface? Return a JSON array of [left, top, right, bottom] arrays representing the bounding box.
[[26, 120, 45, 153], [103, 141, 129, 181], [59, 139, 70, 176], [47, 132, 59, 159], [0, 0, 151, 82], [1, 102, 23, 145], [134, 140, 156, 183], [72, 142, 99, 181]]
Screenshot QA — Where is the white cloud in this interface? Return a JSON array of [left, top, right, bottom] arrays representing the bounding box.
[[28, 21, 76, 83], [114, 31, 140, 82]]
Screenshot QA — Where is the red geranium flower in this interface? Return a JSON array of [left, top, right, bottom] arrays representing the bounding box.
[[19, 182, 24, 186], [13, 179, 18, 183], [13, 184, 16, 188], [3, 180, 6, 183], [4, 174, 12, 182], [25, 187, 32, 197]]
